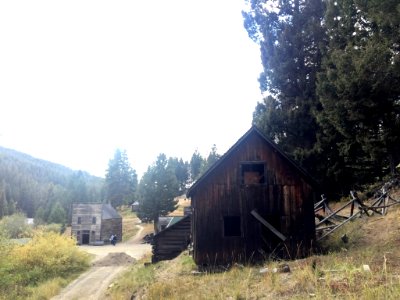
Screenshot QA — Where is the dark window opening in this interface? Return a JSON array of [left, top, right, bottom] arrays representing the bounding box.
[[224, 216, 241, 237], [77, 217, 81, 224], [241, 163, 265, 184], [92, 217, 96, 224]]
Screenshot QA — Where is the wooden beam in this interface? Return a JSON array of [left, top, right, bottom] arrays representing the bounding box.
[[251, 210, 287, 242], [317, 210, 361, 241]]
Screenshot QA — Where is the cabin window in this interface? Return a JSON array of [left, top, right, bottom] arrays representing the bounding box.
[[223, 216, 241, 237], [92, 217, 96, 224], [77, 217, 81, 224], [241, 162, 266, 185]]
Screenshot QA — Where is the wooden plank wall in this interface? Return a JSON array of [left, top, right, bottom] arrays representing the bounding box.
[[71, 204, 102, 244], [101, 218, 122, 242], [192, 132, 316, 265], [71, 204, 123, 244], [152, 215, 191, 263]]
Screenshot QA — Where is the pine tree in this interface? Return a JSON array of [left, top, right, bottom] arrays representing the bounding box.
[[7, 198, 16, 215], [68, 171, 89, 203], [189, 149, 205, 182], [0, 181, 8, 218], [48, 201, 67, 224], [105, 149, 138, 208], [168, 157, 190, 193], [202, 144, 221, 173], [316, 0, 400, 191], [137, 154, 179, 233], [244, 0, 326, 171]]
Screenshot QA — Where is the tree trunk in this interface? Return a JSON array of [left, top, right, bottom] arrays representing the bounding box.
[[388, 153, 399, 175]]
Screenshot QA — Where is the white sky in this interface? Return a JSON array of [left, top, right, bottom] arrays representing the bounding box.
[[0, 0, 262, 178]]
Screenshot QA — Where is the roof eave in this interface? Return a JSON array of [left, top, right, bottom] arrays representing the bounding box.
[[187, 126, 320, 197]]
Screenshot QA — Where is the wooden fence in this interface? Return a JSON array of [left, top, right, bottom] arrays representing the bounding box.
[[315, 179, 400, 241]]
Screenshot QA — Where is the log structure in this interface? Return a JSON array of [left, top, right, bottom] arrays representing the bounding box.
[[152, 215, 191, 263]]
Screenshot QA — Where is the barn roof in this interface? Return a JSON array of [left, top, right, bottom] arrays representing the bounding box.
[[102, 204, 122, 219], [154, 215, 190, 237], [187, 126, 319, 197], [71, 203, 122, 219]]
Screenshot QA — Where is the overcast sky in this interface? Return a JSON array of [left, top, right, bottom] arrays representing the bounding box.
[[0, 0, 263, 178]]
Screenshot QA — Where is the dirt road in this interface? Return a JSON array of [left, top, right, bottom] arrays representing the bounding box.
[[52, 225, 152, 300]]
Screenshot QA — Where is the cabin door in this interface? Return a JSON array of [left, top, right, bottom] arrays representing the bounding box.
[[81, 230, 90, 244]]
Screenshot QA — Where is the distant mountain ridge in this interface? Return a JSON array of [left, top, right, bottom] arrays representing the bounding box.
[[0, 146, 104, 220]]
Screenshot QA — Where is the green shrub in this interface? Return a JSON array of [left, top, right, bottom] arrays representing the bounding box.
[[0, 213, 33, 238], [36, 223, 62, 234]]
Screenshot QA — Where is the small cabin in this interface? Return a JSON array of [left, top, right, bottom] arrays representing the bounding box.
[[71, 203, 122, 245], [187, 126, 318, 266], [131, 201, 140, 212], [152, 215, 191, 263]]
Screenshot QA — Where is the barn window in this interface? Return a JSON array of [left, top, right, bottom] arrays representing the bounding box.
[[241, 162, 266, 184], [92, 217, 96, 224], [77, 217, 81, 224], [223, 216, 241, 237]]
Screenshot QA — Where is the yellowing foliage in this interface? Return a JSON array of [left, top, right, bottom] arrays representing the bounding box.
[[0, 231, 90, 299], [14, 232, 90, 283]]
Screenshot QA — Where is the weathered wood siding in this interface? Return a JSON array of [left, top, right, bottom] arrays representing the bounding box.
[[71, 204, 102, 244], [190, 130, 316, 265], [152, 215, 191, 263], [101, 218, 122, 242], [71, 203, 122, 244]]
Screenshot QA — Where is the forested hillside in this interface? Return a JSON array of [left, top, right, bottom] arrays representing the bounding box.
[[244, 0, 400, 196], [0, 146, 104, 222]]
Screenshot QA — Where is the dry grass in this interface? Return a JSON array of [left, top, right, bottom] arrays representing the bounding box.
[[118, 206, 140, 242], [25, 277, 73, 300], [108, 188, 400, 299], [168, 195, 191, 217]]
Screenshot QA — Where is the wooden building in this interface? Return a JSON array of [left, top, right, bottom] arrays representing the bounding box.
[[187, 126, 318, 266], [131, 201, 140, 212], [152, 215, 191, 263], [71, 203, 122, 245]]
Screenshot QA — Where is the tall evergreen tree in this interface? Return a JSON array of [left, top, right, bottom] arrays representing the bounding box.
[[189, 149, 205, 182], [137, 153, 179, 233], [68, 171, 89, 203], [316, 0, 400, 191], [48, 201, 67, 224], [105, 149, 138, 208], [0, 181, 8, 218], [243, 0, 327, 174], [168, 157, 190, 193], [202, 144, 221, 173]]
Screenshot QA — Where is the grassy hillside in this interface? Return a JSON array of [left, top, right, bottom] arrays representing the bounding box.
[[106, 188, 400, 299]]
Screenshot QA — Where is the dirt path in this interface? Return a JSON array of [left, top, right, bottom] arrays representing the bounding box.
[[52, 224, 152, 300]]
